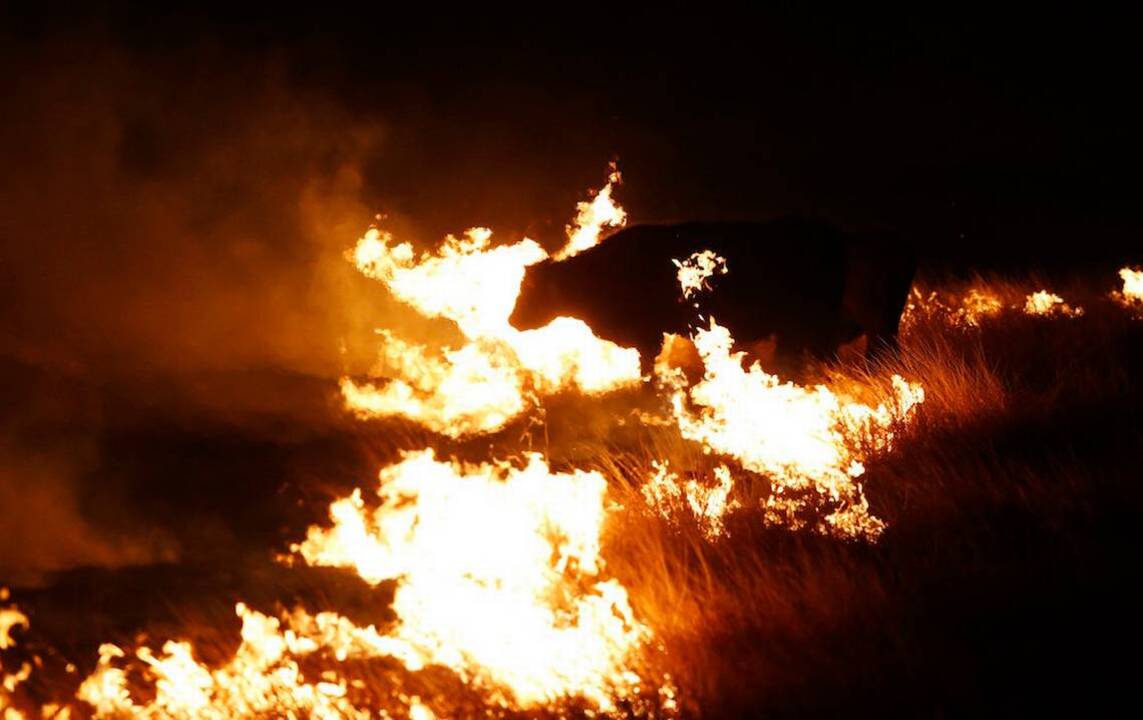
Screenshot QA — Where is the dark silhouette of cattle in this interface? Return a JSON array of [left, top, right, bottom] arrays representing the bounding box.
[[509, 217, 915, 373]]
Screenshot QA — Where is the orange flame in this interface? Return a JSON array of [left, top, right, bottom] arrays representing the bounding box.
[[1, 589, 32, 716], [1023, 290, 1083, 317], [293, 449, 651, 711], [1113, 266, 1143, 313], [555, 165, 627, 260], [78, 604, 397, 719], [656, 321, 924, 540], [641, 462, 740, 539], [343, 170, 639, 436], [903, 284, 1085, 329], [673, 250, 728, 302], [59, 171, 937, 717]]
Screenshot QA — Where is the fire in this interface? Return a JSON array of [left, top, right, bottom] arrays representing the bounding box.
[[903, 284, 1087, 329], [15, 169, 939, 716], [672, 250, 728, 301], [555, 165, 627, 260], [956, 288, 1004, 326], [339, 332, 526, 437], [1023, 290, 1083, 317], [655, 321, 924, 540], [63, 165, 662, 718], [76, 450, 657, 717], [1113, 266, 1143, 312], [77, 604, 385, 719], [0, 595, 26, 652], [294, 449, 650, 711], [343, 170, 638, 436], [641, 462, 740, 540], [351, 226, 545, 340], [2, 590, 32, 718], [901, 286, 1004, 328]]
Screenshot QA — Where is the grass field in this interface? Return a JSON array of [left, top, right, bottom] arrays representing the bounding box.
[[3, 272, 1142, 717]]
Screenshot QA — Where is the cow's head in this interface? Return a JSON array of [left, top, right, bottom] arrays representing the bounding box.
[[509, 260, 562, 331]]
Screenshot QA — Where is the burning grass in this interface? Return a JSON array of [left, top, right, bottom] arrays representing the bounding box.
[[2, 201, 1141, 718]]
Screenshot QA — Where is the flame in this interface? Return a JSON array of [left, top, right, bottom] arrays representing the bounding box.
[[673, 251, 728, 301], [902, 287, 1003, 329], [1023, 290, 1083, 317], [656, 320, 923, 540], [293, 449, 650, 711], [343, 170, 639, 436], [1, 590, 32, 717], [0, 602, 27, 653], [352, 226, 545, 340], [339, 332, 527, 437], [955, 288, 1004, 326], [74, 451, 659, 716], [1113, 266, 1143, 312], [641, 462, 740, 539], [76, 604, 396, 719], [555, 165, 627, 260], [903, 284, 1086, 329], [49, 171, 938, 717]]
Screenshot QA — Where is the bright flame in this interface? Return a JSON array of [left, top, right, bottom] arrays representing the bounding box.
[[342, 169, 639, 436], [53, 169, 940, 717], [293, 449, 650, 711], [1023, 290, 1083, 317], [1113, 267, 1143, 312], [673, 251, 728, 301], [0, 607, 27, 653], [1, 591, 32, 717], [955, 288, 1004, 326], [641, 462, 740, 539], [656, 320, 924, 540], [339, 332, 526, 437], [555, 165, 627, 260], [352, 226, 545, 340], [76, 604, 397, 719], [902, 286, 1005, 329]]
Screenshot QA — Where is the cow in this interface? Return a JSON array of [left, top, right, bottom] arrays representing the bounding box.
[[508, 217, 915, 375]]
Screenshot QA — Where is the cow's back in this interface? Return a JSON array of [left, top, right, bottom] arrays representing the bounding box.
[[510, 218, 851, 364]]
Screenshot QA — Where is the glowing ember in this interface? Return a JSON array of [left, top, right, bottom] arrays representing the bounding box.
[[656, 320, 924, 540], [1023, 290, 1083, 317], [673, 250, 728, 301], [342, 169, 639, 436], [293, 449, 651, 711]]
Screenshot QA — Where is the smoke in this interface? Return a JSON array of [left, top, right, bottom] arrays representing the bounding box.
[[0, 31, 422, 583]]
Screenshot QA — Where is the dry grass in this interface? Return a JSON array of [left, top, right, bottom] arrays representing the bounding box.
[[4, 274, 1141, 717], [579, 274, 1143, 716]]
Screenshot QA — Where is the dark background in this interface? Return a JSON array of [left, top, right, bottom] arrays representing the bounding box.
[[1, 3, 1139, 577], [6, 4, 1140, 268]]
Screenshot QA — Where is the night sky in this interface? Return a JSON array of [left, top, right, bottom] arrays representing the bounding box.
[[5, 5, 1139, 271]]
